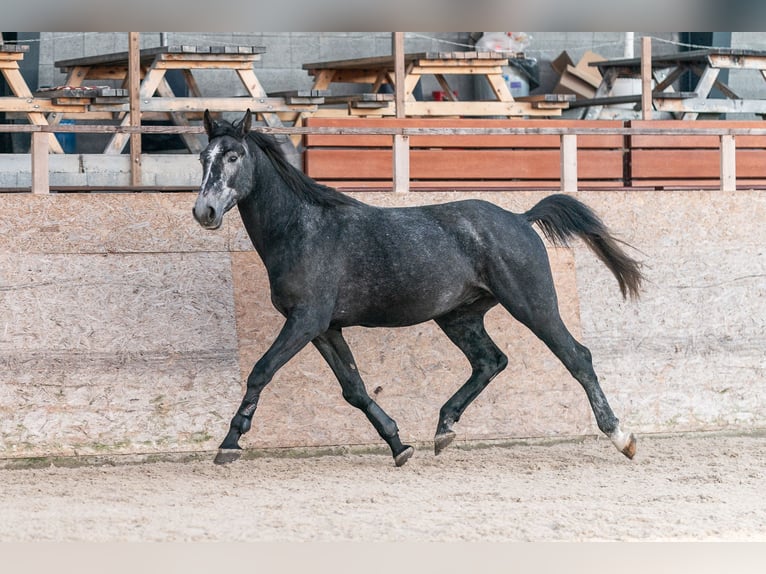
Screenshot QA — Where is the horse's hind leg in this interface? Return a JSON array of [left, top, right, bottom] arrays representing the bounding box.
[[313, 329, 414, 467], [491, 264, 636, 459], [433, 306, 508, 455]]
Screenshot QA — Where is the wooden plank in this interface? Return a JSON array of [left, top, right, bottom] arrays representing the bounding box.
[[303, 51, 511, 72], [393, 32, 406, 121], [303, 118, 624, 148], [629, 120, 766, 148], [720, 134, 736, 191], [515, 93, 576, 103], [0, 44, 29, 53], [561, 134, 578, 192], [393, 135, 409, 192], [269, 89, 329, 98], [654, 97, 766, 115], [641, 36, 652, 120], [36, 86, 129, 98], [305, 131, 622, 149], [129, 32, 142, 187], [568, 94, 641, 108], [92, 97, 318, 113], [55, 45, 266, 69], [632, 148, 766, 179], [305, 149, 623, 181], [320, 180, 622, 190], [631, 150, 719, 178], [651, 91, 698, 99], [323, 93, 394, 105], [31, 132, 50, 194], [403, 100, 562, 117], [0, 97, 90, 113]]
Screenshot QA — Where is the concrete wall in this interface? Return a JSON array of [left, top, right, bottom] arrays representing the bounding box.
[[0, 154, 200, 189], [1, 189, 765, 461]]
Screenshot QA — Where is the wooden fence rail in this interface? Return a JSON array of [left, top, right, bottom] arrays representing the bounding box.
[[2, 122, 763, 193]]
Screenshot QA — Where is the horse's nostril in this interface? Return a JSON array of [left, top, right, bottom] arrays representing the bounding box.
[[207, 206, 216, 221]]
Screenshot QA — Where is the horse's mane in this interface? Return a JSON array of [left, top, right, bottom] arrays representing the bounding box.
[[208, 120, 360, 208]]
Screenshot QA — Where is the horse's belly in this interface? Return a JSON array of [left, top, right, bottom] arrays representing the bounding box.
[[333, 282, 486, 328]]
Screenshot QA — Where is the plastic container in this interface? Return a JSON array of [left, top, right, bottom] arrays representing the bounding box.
[[56, 119, 76, 153], [474, 64, 530, 100]]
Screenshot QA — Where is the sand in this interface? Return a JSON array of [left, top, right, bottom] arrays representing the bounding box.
[[1, 432, 764, 542]]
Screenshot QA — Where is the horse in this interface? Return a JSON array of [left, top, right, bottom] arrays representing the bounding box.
[[193, 109, 644, 467]]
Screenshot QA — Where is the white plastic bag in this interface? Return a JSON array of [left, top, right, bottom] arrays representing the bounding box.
[[475, 32, 532, 53]]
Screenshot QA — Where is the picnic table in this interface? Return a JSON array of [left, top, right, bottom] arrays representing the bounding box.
[[575, 48, 766, 120], [299, 51, 572, 118], [52, 45, 323, 154]]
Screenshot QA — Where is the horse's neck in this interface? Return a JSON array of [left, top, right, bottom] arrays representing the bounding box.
[[236, 173, 308, 262]]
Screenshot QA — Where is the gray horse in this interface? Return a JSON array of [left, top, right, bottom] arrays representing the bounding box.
[[193, 110, 644, 467]]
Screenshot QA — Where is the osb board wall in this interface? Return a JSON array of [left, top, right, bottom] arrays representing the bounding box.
[[572, 190, 766, 434], [1, 190, 765, 460]]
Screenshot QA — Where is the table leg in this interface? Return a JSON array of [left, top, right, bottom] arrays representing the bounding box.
[[155, 77, 203, 153], [2, 66, 64, 153], [583, 68, 619, 120], [237, 68, 300, 168], [104, 63, 167, 154], [484, 72, 514, 102], [434, 75, 458, 100], [683, 65, 720, 120]]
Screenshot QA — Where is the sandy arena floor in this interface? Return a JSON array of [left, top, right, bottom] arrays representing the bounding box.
[[1, 432, 765, 542]]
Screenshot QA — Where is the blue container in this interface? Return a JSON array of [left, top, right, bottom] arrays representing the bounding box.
[[56, 119, 76, 153]]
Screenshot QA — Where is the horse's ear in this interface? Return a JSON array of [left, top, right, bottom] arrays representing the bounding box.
[[203, 109, 214, 137], [237, 109, 252, 139]]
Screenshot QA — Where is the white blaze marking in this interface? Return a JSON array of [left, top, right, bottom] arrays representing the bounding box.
[[200, 141, 224, 193]]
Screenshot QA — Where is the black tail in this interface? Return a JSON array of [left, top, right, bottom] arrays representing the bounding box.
[[525, 194, 644, 300]]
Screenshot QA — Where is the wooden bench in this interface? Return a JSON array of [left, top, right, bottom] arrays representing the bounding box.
[[303, 117, 625, 190], [628, 120, 766, 188]]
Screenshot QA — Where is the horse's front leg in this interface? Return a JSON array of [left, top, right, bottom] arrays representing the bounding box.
[[313, 329, 414, 467], [215, 308, 326, 464]]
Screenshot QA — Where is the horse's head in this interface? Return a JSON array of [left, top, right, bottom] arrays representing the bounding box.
[[193, 109, 255, 229]]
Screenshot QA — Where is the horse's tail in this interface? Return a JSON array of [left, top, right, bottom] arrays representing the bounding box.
[[524, 194, 644, 300]]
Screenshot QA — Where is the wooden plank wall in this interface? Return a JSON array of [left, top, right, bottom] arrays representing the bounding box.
[[304, 118, 766, 191], [303, 118, 625, 190], [628, 120, 766, 188]]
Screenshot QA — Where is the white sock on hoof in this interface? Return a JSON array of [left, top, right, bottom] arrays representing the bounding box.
[[610, 427, 632, 451]]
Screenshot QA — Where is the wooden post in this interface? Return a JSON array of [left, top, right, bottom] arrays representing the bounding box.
[[393, 32, 405, 119], [720, 134, 736, 192], [561, 134, 578, 192], [392, 32, 409, 192], [641, 36, 653, 120], [31, 130, 50, 194], [128, 32, 142, 187]]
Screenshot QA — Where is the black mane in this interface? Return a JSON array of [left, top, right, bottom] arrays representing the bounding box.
[[209, 119, 360, 208]]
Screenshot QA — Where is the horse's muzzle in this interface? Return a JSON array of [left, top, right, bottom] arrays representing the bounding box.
[[192, 203, 221, 229]]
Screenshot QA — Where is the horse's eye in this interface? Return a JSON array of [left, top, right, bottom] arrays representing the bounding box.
[[228, 154, 238, 163]]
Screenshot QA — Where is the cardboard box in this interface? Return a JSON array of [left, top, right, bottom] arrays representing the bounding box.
[[552, 50, 605, 100]]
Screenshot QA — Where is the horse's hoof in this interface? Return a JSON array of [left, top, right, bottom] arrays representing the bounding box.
[[394, 446, 414, 467], [621, 434, 637, 460], [434, 430, 456, 455], [214, 448, 242, 465]]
